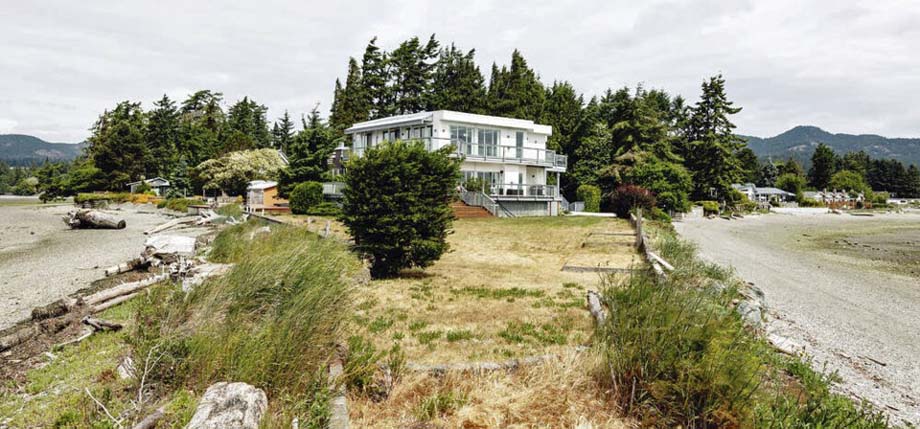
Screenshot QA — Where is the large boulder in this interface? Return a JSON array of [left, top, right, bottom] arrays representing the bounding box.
[[185, 382, 268, 429]]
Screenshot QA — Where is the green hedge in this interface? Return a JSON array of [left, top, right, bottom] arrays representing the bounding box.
[[74, 192, 131, 205], [290, 181, 324, 215], [576, 184, 601, 213]]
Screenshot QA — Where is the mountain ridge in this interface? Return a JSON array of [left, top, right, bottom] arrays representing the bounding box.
[[0, 134, 86, 165], [740, 125, 920, 167]]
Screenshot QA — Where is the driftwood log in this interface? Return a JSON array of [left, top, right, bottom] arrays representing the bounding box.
[[328, 355, 349, 429], [586, 290, 607, 325], [84, 274, 169, 307], [64, 209, 126, 229]]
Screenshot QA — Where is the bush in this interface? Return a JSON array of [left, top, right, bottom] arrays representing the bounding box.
[[775, 173, 806, 195], [609, 184, 656, 218], [290, 181, 324, 214], [341, 140, 461, 278], [463, 177, 488, 194], [576, 184, 601, 213], [74, 192, 132, 205], [701, 200, 720, 215], [158, 198, 205, 212], [798, 197, 825, 208], [303, 201, 342, 216]]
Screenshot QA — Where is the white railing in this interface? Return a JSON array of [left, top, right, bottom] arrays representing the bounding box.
[[459, 187, 501, 217], [354, 137, 567, 170], [489, 184, 558, 199], [323, 182, 346, 195]]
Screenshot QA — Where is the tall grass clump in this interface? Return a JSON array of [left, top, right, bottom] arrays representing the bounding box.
[[597, 271, 766, 427], [130, 220, 362, 424]]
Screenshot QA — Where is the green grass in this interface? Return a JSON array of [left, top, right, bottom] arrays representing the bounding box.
[[414, 389, 468, 421], [451, 286, 545, 300]]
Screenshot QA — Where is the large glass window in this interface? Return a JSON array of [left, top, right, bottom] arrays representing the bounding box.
[[450, 125, 474, 154], [478, 129, 499, 156]]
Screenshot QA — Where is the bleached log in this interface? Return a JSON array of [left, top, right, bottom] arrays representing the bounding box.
[[586, 290, 607, 325], [328, 356, 350, 429], [84, 274, 169, 306], [92, 292, 141, 313], [64, 209, 126, 229], [144, 217, 196, 235], [104, 258, 145, 277], [647, 251, 674, 272]]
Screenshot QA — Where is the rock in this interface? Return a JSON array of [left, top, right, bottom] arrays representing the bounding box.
[[185, 382, 267, 429], [736, 299, 764, 329], [144, 235, 196, 264]]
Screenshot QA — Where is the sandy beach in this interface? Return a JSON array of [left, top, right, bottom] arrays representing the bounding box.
[[676, 210, 920, 425], [0, 200, 203, 331]]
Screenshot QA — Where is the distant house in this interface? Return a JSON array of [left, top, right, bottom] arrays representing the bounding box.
[[127, 177, 170, 196], [246, 180, 289, 214], [732, 183, 795, 203], [803, 190, 864, 204]]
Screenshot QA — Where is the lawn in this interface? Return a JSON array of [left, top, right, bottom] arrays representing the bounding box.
[[350, 216, 639, 364]]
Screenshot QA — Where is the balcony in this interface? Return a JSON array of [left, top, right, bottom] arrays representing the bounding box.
[[488, 184, 559, 200], [355, 137, 567, 171]]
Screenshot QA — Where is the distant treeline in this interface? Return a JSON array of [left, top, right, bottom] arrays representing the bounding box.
[[7, 35, 918, 205]]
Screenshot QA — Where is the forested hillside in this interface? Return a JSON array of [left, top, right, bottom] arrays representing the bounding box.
[[0, 134, 85, 165], [742, 125, 920, 167]]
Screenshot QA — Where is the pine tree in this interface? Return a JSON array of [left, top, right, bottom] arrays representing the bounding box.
[[145, 95, 180, 179], [179, 90, 224, 165], [390, 35, 439, 114], [224, 97, 271, 152], [488, 50, 545, 121], [329, 58, 368, 134], [760, 160, 779, 187], [272, 110, 295, 151], [428, 44, 487, 113], [87, 101, 149, 189], [684, 74, 745, 200], [278, 107, 335, 196], [736, 146, 760, 184], [361, 37, 391, 118], [808, 143, 837, 189], [541, 81, 583, 154], [905, 164, 920, 198]]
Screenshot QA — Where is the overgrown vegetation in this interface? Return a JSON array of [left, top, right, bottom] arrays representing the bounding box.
[[290, 181, 324, 214], [128, 221, 361, 425], [157, 197, 204, 212], [576, 184, 601, 212], [594, 225, 892, 428]]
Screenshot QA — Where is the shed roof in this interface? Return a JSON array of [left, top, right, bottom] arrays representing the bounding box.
[[247, 180, 278, 191]]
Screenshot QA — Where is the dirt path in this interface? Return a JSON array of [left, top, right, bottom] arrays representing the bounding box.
[[676, 212, 920, 425], [0, 202, 202, 331]]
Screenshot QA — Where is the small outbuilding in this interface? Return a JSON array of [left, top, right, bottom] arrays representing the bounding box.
[[246, 180, 289, 214], [127, 177, 171, 196]]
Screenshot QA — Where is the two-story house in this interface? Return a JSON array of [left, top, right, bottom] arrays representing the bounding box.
[[344, 110, 567, 217]]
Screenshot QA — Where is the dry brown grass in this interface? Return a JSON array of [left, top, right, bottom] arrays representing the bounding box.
[[349, 349, 632, 429], [351, 216, 638, 364]]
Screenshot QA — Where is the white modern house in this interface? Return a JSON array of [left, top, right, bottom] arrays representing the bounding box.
[[344, 110, 567, 217]]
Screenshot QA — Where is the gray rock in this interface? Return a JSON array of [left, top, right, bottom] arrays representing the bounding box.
[[736, 299, 764, 329], [185, 382, 267, 429]]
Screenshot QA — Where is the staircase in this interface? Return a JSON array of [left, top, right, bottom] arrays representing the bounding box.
[[451, 201, 493, 219]]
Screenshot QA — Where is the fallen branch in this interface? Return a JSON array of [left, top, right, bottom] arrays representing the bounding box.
[[82, 316, 123, 332], [130, 407, 165, 429], [84, 274, 169, 306], [85, 387, 123, 428], [54, 328, 94, 350], [92, 292, 141, 314], [586, 290, 607, 325]]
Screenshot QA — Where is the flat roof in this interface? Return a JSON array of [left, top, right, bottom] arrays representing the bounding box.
[[345, 110, 552, 135]]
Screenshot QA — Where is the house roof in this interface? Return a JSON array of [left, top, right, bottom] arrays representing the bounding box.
[[126, 177, 170, 187], [755, 187, 793, 196], [345, 110, 552, 135], [247, 180, 278, 191]]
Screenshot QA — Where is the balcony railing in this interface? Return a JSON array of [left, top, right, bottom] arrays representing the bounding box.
[[355, 137, 567, 170], [488, 184, 558, 199]]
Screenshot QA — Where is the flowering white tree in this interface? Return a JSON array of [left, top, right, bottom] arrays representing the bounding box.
[[196, 149, 286, 195]]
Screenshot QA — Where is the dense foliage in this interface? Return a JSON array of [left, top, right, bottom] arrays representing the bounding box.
[[289, 181, 324, 214], [196, 148, 287, 196], [341, 141, 461, 278], [576, 184, 601, 213], [609, 184, 656, 218]]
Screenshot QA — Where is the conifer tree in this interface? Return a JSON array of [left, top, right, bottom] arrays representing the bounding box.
[[278, 108, 335, 196], [361, 37, 391, 118], [329, 58, 368, 134], [389, 35, 439, 114], [145, 95, 180, 179], [272, 110, 295, 151], [428, 44, 487, 113], [179, 90, 224, 165], [808, 143, 837, 189], [87, 101, 149, 189], [487, 50, 545, 121], [541, 81, 584, 154], [224, 97, 271, 152], [684, 74, 744, 200], [760, 160, 779, 187]]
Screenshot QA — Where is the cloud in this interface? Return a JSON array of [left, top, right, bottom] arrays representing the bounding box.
[[1, 0, 919, 142]]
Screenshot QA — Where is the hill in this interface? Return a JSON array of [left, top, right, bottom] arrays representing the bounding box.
[[741, 126, 920, 167], [0, 134, 86, 166]]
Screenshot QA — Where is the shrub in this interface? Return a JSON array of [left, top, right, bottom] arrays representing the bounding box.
[[341, 140, 461, 278], [74, 192, 132, 205], [463, 177, 488, 193], [701, 200, 720, 215], [576, 184, 601, 212], [775, 173, 806, 195], [621, 159, 692, 213], [159, 198, 205, 212], [609, 184, 656, 218], [303, 201, 342, 216], [290, 181, 324, 214], [798, 197, 824, 208]]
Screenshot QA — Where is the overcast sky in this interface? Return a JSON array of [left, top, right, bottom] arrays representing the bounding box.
[[2, 0, 919, 143]]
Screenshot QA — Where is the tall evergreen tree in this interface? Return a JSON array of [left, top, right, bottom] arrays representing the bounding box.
[[145, 95, 181, 179], [841, 150, 871, 178], [736, 146, 760, 184], [487, 50, 545, 121], [223, 97, 271, 152], [278, 108, 335, 196], [272, 110, 295, 151], [541, 81, 584, 154], [759, 160, 779, 187], [87, 101, 149, 189], [179, 90, 224, 165], [361, 37, 391, 118], [428, 44, 487, 113], [329, 58, 368, 134], [684, 74, 744, 199], [808, 143, 837, 189], [389, 35, 439, 114]]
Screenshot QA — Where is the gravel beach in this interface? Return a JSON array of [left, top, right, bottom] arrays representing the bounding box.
[[0, 200, 204, 331], [676, 211, 920, 425]]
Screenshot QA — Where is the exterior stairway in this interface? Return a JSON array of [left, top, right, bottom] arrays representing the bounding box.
[[451, 201, 493, 218]]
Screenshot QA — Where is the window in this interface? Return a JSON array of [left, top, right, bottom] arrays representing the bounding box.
[[450, 125, 474, 154], [515, 131, 524, 158], [478, 128, 499, 157]]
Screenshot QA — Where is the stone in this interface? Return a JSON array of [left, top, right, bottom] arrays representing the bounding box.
[[736, 299, 763, 330], [185, 382, 267, 429]]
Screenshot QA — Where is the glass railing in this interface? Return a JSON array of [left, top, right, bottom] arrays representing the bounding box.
[[488, 184, 558, 198], [353, 137, 567, 170]]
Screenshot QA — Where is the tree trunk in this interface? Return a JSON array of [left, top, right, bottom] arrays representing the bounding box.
[[64, 210, 126, 229]]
